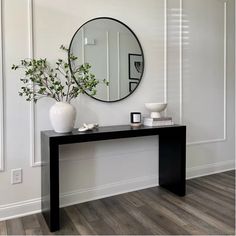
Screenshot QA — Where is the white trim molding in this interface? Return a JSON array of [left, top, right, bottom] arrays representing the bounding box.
[[0, 197, 41, 221], [186, 160, 235, 179], [0, 0, 4, 172], [106, 31, 110, 101], [81, 27, 85, 64], [223, 0, 227, 140], [28, 0, 41, 167], [164, 0, 167, 104], [163, 0, 168, 117], [179, 0, 183, 125], [181, 0, 227, 146], [117, 31, 120, 99], [60, 175, 158, 208]]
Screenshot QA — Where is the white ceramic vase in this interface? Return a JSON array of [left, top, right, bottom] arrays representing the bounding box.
[[49, 102, 76, 133]]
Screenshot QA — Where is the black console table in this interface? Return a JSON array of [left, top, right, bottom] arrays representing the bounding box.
[[41, 124, 186, 232]]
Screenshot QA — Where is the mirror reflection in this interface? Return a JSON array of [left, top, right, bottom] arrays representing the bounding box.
[[69, 17, 144, 102]]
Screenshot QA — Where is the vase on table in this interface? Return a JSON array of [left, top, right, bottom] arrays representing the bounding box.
[[49, 102, 76, 133]]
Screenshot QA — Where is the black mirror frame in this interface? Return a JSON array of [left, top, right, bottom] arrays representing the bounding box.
[[68, 17, 145, 103]]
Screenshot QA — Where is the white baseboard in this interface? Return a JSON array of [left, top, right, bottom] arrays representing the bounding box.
[[186, 159, 235, 179], [60, 175, 158, 208], [0, 160, 235, 221], [0, 175, 157, 221], [0, 198, 41, 221]]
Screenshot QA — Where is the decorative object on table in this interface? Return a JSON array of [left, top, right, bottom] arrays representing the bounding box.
[[78, 123, 99, 132], [130, 112, 142, 127], [144, 102, 167, 118], [12, 45, 102, 133], [143, 116, 173, 127], [49, 102, 76, 133]]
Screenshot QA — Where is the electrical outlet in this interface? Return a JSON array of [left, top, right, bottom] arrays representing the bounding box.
[[11, 168, 22, 184]]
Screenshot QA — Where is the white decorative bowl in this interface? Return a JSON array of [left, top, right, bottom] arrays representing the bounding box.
[[145, 103, 167, 118]]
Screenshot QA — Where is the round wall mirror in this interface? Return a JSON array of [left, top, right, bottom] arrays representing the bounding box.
[[69, 17, 144, 102]]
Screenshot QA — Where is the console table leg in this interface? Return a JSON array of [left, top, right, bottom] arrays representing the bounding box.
[[41, 134, 60, 232], [159, 129, 186, 196]]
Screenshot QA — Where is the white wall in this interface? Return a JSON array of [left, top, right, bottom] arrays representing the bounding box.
[[0, 0, 235, 220]]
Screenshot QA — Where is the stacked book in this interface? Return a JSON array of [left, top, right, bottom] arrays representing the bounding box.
[[143, 117, 173, 127]]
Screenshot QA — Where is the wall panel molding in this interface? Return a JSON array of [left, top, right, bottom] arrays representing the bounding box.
[[28, 0, 40, 167], [179, 0, 183, 124], [117, 31, 120, 99], [0, 0, 4, 171], [106, 31, 110, 101], [164, 0, 167, 104], [181, 0, 227, 146]]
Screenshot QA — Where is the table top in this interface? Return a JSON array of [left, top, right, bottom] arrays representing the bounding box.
[[41, 124, 185, 138]]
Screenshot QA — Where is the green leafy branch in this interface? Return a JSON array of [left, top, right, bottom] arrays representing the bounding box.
[[12, 45, 106, 103]]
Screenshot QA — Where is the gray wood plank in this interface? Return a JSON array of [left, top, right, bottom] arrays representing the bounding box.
[[0, 221, 7, 235], [89, 199, 135, 234], [6, 218, 25, 235], [138, 202, 190, 234], [129, 190, 191, 234], [222, 170, 235, 177], [54, 208, 78, 235], [197, 176, 235, 194], [187, 184, 235, 214], [140, 188, 227, 235], [121, 191, 145, 207], [162, 193, 235, 234], [36, 213, 53, 235], [65, 205, 96, 235], [116, 193, 184, 234], [75, 202, 100, 222], [183, 192, 234, 227], [22, 214, 43, 235], [78, 201, 116, 235], [208, 172, 235, 185], [86, 218, 116, 235], [187, 183, 234, 210], [188, 180, 235, 207], [101, 196, 154, 235]]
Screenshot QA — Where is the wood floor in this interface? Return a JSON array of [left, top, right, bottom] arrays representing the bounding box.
[[0, 171, 235, 235]]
